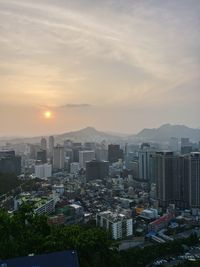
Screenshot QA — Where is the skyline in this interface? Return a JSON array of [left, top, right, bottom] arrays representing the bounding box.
[[0, 0, 200, 135]]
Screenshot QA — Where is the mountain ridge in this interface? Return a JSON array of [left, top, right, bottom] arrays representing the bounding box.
[[134, 124, 200, 142], [1, 124, 200, 145]]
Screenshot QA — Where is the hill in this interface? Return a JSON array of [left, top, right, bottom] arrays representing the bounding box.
[[0, 127, 123, 145], [134, 124, 200, 142]]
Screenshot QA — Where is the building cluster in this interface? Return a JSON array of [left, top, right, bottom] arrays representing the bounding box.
[[0, 134, 200, 241]]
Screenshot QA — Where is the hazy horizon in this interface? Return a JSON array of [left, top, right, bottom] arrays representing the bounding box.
[[0, 123, 200, 140], [1, 0, 200, 136]]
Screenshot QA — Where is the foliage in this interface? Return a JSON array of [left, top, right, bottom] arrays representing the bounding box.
[[0, 205, 199, 267]]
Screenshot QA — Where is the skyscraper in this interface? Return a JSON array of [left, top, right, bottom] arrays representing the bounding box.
[[79, 150, 95, 169], [49, 136, 54, 158], [108, 144, 123, 163], [153, 152, 177, 207], [152, 152, 192, 209], [0, 150, 21, 175], [53, 145, 64, 170], [86, 160, 109, 180], [169, 137, 179, 152], [37, 150, 47, 164], [189, 152, 200, 208], [138, 151, 152, 181], [41, 137, 47, 151]]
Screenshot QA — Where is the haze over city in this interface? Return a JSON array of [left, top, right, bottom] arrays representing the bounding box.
[[0, 0, 199, 136]]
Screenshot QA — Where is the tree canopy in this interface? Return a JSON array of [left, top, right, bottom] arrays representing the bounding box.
[[0, 205, 199, 267]]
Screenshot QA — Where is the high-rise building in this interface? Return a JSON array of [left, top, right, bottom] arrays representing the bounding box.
[[181, 138, 190, 147], [108, 144, 123, 163], [174, 155, 189, 208], [84, 142, 96, 151], [41, 137, 47, 151], [189, 152, 200, 208], [64, 140, 73, 149], [79, 150, 95, 169], [181, 137, 192, 154], [96, 211, 133, 240], [72, 143, 82, 162], [53, 145, 64, 170], [49, 136, 54, 157], [138, 151, 152, 181], [29, 144, 41, 159], [95, 148, 108, 161], [153, 151, 200, 209], [152, 151, 191, 208], [37, 150, 47, 163], [153, 152, 177, 207], [132, 160, 139, 179], [0, 150, 21, 175], [35, 164, 52, 179], [86, 160, 109, 180], [169, 137, 179, 152]]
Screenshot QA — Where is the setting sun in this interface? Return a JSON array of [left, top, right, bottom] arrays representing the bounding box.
[[44, 111, 52, 119]]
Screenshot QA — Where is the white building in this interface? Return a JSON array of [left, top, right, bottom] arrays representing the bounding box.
[[35, 164, 52, 179], [140, 208, 158, 219], [14, 195, 57, 216], [96, 211, 133, 240], [79, 150, 95, 169], [70, 162, 80, 174]]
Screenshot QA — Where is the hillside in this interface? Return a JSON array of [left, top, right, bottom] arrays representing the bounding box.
[[135, 124, 200, 142]]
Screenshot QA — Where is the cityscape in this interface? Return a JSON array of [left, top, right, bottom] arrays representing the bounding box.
[[1, 125, 200, 266], [0, 0, 199, 267]]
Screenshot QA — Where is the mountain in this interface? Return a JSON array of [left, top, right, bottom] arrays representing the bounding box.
[[134, 124, 200, 142], [56, 127, 122, 143], [0, 127, 123, 145], [1, 124, 200, 145]]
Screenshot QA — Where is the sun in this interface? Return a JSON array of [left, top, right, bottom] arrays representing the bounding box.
[[44, 111, 52, 119]]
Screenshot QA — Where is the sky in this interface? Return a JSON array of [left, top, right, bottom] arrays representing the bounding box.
[[0, 0, 199, 136]]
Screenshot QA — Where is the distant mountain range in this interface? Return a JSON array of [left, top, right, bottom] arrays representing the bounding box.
[[134, 124, 200, 142], [1, 124, 200, 145], [0, 127, 122, 145]]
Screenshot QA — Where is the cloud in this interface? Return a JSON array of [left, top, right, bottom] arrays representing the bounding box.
[[59, 104, 92, 108], [0, 0, 199, 134]]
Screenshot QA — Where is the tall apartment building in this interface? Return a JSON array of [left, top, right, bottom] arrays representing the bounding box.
[[41, 137, 47, 151], [35, 163, 52, 179], [169, 137, 179, 152], [53, 145, 64, 170], [181, 137, 192, 154], [138, 150, 152, 181], [108, 144, 123, 163], [0, 150, 21, 175], [96, 211, 133, 240], [86, 160, 109, 180], [79, 150, 95, 169], [153, 151, 200, 209], [152, 152, 179, 208], [95, 148, 108, 161], [37, 150, 47, 163], [189, 152, 200, 208], [49, 136, 54, 158]]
